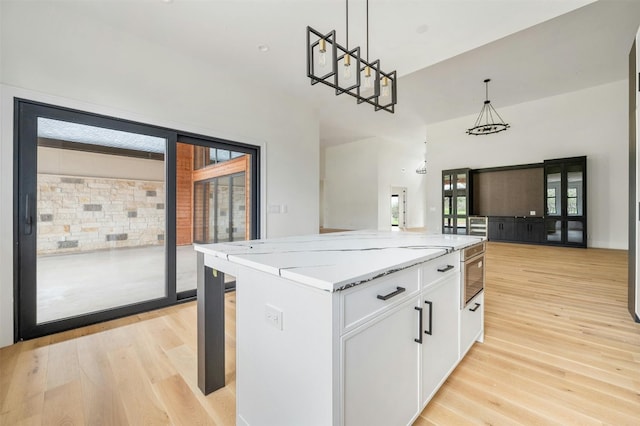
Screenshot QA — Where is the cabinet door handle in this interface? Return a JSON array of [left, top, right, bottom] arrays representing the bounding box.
[[376, 286, 406, 301], [414, 306, 423, 344], [424, 300, 433, 335], [437, 265, 454, 273], [469, 302, 481, 312]]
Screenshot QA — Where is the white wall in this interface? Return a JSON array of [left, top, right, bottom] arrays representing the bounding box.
[[324, 80, 628, 249], [323, 138, 380, 230], [0, 2, 319, 346]]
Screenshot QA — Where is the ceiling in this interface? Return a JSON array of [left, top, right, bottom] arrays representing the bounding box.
[[67, 0, 640, 147]]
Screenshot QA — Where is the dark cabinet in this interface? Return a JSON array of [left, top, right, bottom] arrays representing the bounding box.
[[544, 157, 587, 247], [515, 217, 545, 243], [489, 217, 544, 243], [488, 217, 515, 241], [442, 168, 471, 235]]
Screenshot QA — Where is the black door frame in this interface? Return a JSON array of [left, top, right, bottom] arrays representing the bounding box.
[[13, 98, 260, 341]]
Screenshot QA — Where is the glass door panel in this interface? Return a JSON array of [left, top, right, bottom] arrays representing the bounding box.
[[546, 170, 561, 216], [231, 174, 247, 240], [567, 220, 584, 243], [567, 170, 583, 216], [35, 117, 167, 324], [214, 176, 231, 242], [443, 174, 452, 191], [545, 219, 562, 242], [391, 195, 400, 226], [456, 173, 467, 190], [177, 139, 253, 294], [443, 217, 453, 233], [456, 196, 467, 216], [456, 218, 468, 234]]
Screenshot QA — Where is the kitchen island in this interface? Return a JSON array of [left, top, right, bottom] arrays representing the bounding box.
[[195, 231, 485, 426]]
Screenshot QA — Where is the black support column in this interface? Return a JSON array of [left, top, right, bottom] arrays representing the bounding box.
[[197, 252, 226, 394]]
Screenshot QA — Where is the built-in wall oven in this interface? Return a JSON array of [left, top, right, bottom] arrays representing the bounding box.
[[461, 241, 486, 308]]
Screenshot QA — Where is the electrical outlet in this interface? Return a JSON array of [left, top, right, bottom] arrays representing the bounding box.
[[265, 304, 283, 330], [530, 210, 536, 216]]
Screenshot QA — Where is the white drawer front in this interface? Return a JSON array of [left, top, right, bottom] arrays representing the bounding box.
[[422, 251, 460, 287], [460, 291, 484, 357], [341, 267, 420, 332]]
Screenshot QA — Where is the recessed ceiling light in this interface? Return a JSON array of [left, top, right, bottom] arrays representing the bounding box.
[[416, 24, 429, 34], [257, 44, 270, 53], [162, 0, 173, 3]]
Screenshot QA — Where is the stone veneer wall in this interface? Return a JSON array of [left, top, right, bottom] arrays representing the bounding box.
[[37, 174, 165, 255]]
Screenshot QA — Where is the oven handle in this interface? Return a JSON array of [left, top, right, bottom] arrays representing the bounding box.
[[465, 252, 485, 263]]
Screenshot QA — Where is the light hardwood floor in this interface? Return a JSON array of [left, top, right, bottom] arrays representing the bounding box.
[[1, 242, 639, 425]]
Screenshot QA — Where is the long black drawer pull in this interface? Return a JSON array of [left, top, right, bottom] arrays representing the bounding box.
[[469, 302, 481, 312], [376, 286, 406, 301], [414, 306, 423, 344], [437, 265, 454, 273], [424, 300, 433, 335]]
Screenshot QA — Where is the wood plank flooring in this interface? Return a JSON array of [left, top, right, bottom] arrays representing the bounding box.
[[1, 242, 639, 425]]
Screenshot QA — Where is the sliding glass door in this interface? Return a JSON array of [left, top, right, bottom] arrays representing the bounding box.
[[35, 118, 170, 324], [15, 100, 259, 340], [175, 139, 256, 296]]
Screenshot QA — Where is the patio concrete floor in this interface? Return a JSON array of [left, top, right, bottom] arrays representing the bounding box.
[[36, 244, 200, 323]]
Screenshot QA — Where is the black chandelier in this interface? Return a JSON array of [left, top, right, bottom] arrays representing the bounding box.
[[467, 78, 510, 135], [306, 0, 397, 113]]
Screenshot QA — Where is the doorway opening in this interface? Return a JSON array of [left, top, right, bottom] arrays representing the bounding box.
[[390, 186, 407, 229]]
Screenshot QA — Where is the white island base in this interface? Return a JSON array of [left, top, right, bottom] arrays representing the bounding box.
[[195, 231, 485, 426]]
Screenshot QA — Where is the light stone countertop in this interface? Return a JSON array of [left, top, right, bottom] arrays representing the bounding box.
[[195, 230, 484, 292]]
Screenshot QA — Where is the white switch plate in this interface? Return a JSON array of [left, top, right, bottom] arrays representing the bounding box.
[[530, 210, 536, 215], [265, 304, 283, 330]]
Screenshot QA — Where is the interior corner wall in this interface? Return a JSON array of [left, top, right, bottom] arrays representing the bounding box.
[[376, 139, 428, 231], [424, 80, 628, 250], [323, 137, 428, 232], [0, 2, 319, 347]]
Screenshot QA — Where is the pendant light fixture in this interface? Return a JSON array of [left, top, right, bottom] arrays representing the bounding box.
[[416, 141, 427, 175], [306, 0, 397, 113], [466, 78, 510, 135]]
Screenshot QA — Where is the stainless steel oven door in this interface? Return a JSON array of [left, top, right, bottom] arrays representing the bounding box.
[[463, 252, 485, 307]]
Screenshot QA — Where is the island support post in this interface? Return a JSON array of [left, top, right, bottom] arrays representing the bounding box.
[[197, 251, 226, 395]]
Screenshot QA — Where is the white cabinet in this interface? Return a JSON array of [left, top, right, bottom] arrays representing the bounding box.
[[341, 252, 467, 425], [420, 274, 460, 405], [460, 291, 484, 357], [342, 297, 421, 426]]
